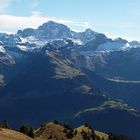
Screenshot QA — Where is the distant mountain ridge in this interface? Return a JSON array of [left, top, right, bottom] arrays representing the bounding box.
[[0, 21, 140, 53]]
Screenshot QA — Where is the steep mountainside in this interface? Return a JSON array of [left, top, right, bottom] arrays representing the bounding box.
[[84, 48, 140, 80], [0, 47, 139, 140], [0, 47, 109, 127], [82, 68, 140, 109]]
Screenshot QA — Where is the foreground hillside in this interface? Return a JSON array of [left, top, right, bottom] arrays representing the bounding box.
[[0, 128, 33, 140], [0, 122, 131, 140], [34, 122, 109, 140]]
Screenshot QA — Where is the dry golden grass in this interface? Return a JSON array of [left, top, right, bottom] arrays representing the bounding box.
[[34, 122, 66, 140], [0, 123, 109, 140], [95, 130, 109, 140], [0, 128, 33, 140], [76, 125, 109, 140], [35, 123, 109, 140], [34, 123, 86, 140]]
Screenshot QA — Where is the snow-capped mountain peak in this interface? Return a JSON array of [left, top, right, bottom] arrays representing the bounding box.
[[0, 45, 6, 54], [17, 21, 72, 41], [1, 21, 140, 61]]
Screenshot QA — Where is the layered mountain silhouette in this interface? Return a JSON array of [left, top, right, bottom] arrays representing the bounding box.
[[0, 21, 140, 140]]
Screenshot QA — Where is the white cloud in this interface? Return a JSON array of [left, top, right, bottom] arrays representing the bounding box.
[[0, 13, 92, 33], [105, 32, 138, 41], [0, 13, 138, 41], [105, 32, 119, 39], [31, 11, 41, 16]]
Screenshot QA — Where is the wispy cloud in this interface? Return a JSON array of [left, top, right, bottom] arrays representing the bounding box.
[[105, 32, 138, 41], [0, 0, 12, 13], [0, 13, 92, 33]]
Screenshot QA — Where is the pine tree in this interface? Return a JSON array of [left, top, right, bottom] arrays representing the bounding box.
[[19, 125, 34, 138], [28, 127, 34, 138], [19, 125, 29, 135], [1, 120, 10, 129]]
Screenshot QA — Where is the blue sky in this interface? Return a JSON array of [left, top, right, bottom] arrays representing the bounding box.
[[0, 0, 140, 40]]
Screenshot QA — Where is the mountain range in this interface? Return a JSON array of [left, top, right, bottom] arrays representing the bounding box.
[[0, 21, 140, 140]]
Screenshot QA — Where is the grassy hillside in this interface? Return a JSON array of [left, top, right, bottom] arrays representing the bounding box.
[[0, 121, 131, 140], [34, 122, 109, 140], [0, 128, 33, 140]]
